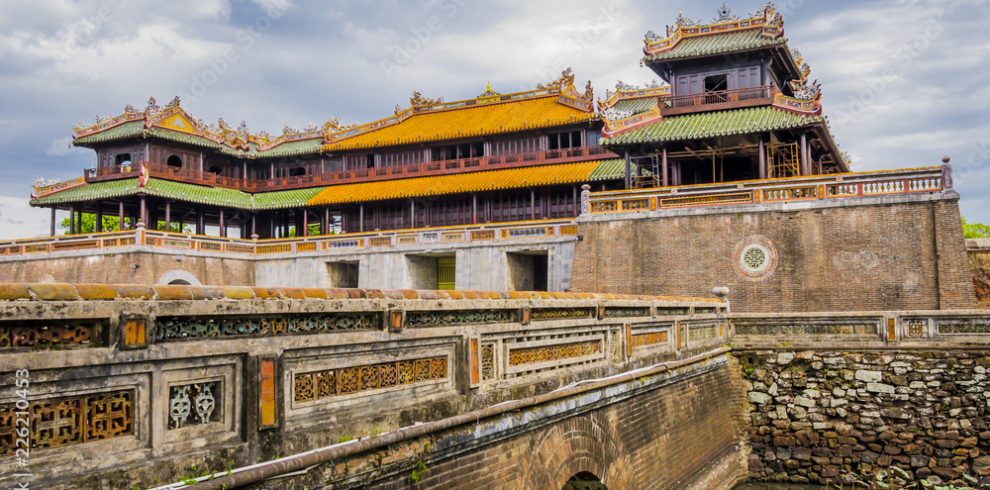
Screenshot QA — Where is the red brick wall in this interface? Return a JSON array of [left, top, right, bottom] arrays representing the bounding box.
[[571, 198, 977, 312]]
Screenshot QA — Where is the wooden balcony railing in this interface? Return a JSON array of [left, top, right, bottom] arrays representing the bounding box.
[[584, 166, 947, 215], [81, 146, 617, 192], [0, 219, 580, 258], [659, 86, 777, 116]]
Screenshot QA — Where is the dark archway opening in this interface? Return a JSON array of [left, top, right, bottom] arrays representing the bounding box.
[[207, 165, 223, 175], [115, 153, 132, 166], [167, 155, 183, 168], [562, 471, 607, 490], [288, 166, 306, 177], [168, 279, 192, 285]]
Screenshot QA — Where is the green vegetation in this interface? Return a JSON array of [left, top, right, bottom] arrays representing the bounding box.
[[410, 460, 428, 484], [963, 218, 990, 239], [60, 213, 189, 234]]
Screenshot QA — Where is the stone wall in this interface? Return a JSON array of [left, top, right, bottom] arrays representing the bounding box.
[[740, 349, 990, 486], [970, 239, 990, 305], [572, 192, 976, 312]]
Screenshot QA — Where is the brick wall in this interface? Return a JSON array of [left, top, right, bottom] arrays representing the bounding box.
[[0, 252, 254, 285], [572, 196, 977, 312], [246, 358, 748, 490], [970, 249, 990, 305]]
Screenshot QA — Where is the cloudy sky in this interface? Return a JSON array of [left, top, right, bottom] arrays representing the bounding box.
[[0, 0, 987, 237]]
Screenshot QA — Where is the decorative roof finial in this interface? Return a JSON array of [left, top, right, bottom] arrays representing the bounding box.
[[145, 97, 159, 113], [715, 3, 737, 22], [410, 91, 442, 107], [478, 81, 499, 98]]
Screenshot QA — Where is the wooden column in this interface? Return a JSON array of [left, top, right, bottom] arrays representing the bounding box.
[[800, 132, 810, 176], [270, 163, 275, 179], [323, 208, 330, 235], [219, 209, 226, 237], [139, 196, 147, 227], [530, 189, 536, 220], [359, 204, 365, 232], [623, 151, 632, 189], [118, 201, 125, 230], [409, 200, 415, 229], [471, 194, 478, 224], [49, 208, 56, 236], [661, 148, 669, 187], [251, 214, 257, 238], [95, 204, 103, 232], [164, 201, 171, 231], [196, 211, 205, 235], [68, 206, 75, 234], [302, 208, 309, 237], [759, 138, 767, 179], [242, 162, 248, 185]]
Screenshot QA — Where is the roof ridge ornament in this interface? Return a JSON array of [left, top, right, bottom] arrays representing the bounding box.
[[537, 68, 576, 92], [478, 81, 500, 98], [410, 91, 443, 107], [715, 3, 738, 22], [145, 97, 160, 114]]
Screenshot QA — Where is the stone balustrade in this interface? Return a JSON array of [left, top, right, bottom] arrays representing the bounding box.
[[0, 283, 725, 489]]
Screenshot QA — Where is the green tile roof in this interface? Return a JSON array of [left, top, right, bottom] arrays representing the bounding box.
[[31, 178, 139, 205], [644, 29, 786, 63], [613, 98, 658, 115], [72, 121, 146, 145], [602, 106, 824, 146], [589, 159, 626, 181], [146, 127, 223, 150], [31, 178, 323, 210], [143, 179, 250, 207], [255, 138, 323, 158], [253, 187, 324, 210]]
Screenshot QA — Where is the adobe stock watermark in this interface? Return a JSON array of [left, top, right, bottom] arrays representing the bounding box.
[[178, 1, 292, 104], [381, 0, 465, 80]]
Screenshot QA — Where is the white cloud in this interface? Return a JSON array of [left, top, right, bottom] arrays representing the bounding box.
[[0, 195, 53, 238], [45, 137, 75, 157]]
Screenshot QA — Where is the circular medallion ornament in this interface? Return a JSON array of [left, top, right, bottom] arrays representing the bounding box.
[[734, 237, 777, 280]]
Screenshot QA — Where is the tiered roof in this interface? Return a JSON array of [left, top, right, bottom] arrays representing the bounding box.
[[71, 70, 596, 157]]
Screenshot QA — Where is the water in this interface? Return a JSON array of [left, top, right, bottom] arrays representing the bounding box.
[[733, 484, 827, 490]]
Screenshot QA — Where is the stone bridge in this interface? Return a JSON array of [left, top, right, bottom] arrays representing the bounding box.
[[0, 283, 729, 489], [3, 284, 990, 489]]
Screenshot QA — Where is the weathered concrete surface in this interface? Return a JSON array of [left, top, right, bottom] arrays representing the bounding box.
[[0, 237, 576, 291], [572, 191, 977, 312], [740, 349, 990, 487]]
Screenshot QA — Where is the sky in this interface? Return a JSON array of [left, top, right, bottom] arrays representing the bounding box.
[[0, 0, 987, 237]]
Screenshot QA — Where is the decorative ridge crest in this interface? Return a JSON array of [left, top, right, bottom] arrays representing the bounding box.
[[72, 96, 326, 155], [644, 2, 784, 57], [322, 72, 595, 146], [598, 80, 670, 110]]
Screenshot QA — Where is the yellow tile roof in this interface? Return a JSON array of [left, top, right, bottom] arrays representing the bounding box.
[[307, 161, 602, 205], [322, 95, 596, 152]]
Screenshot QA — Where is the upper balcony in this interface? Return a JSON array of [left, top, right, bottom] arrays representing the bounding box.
[[659, 85, 777, 117], [80, 146, 616, 193]]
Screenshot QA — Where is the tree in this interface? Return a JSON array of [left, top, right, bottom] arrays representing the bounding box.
[[61, 213, 189, 234], [963, 218, 990, 239]]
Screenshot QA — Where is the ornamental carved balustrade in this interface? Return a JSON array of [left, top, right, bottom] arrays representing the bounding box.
[[0, 283, 725, 485]]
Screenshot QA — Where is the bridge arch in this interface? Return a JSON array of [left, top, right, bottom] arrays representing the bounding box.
[[562, 471, 607, 490], [156, 270, 201, 286], [522, 412, 632, 489]]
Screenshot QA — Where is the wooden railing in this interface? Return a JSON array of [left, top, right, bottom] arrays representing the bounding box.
[[659, 86, 776, 116], [584, 166, 947, 215], [0, 219, 580, 257], [81, 146, 616, 192]]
